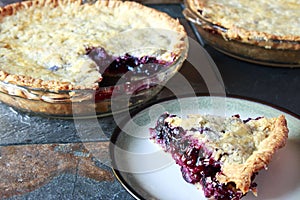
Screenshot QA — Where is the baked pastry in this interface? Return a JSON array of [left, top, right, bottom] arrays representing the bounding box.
[[185, 0, 300, 50], [0, 0, 186, 90], [150, 113, 288, 199], [183, 0, 300, 66], [0, 0, 187, 115]]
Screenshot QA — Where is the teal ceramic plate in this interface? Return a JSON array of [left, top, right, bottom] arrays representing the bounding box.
[[110, 96, 300, 200]]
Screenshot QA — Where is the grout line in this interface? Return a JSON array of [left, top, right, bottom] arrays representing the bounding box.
[[71, 160, 80, 198]]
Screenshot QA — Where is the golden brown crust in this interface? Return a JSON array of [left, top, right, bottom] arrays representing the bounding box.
[[0, 0, 187, 116], [0, 0, 187, 91], [162, 113, 289, 196], [216, 115, 289, 194], [0, 0, 89, 91], [0, 74, 166, 116], [185, 0, 300, 50], [0, 70, 86, 91]]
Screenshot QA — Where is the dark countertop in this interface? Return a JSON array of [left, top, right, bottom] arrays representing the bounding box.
[[0, 1, 299, 200]]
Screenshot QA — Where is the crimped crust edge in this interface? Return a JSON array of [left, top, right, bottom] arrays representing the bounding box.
[[185, 0, 300, 50], [0, 0, 187, 91]]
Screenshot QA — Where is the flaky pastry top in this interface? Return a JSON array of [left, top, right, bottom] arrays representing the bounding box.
[[0, 0, 186, 91], [167, 114, 289, 194], [186, 0, 300, 49]]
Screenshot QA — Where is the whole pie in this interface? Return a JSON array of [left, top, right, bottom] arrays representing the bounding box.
[[150, 113, 288, 200], [0, 0, 187, 115], [185, 0, 300, 50], [0, 0, 187, 90]]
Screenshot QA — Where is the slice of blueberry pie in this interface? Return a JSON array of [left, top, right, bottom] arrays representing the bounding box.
[[150, 113, 288, 200]]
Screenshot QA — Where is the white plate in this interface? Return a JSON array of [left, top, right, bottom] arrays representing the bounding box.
[[110, 96, 300, 200]]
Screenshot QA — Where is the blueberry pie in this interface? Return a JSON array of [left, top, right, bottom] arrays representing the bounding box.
[[184, 0, 300, 66], [186, 0, 300, 49], [150, 113, 288, 200], [0, 0, 187, 115]]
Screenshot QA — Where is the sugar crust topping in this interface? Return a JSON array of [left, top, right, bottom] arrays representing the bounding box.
[[0, 0, 186, 91], [165, 114, 288, 194], [186, 0, 300, 46]]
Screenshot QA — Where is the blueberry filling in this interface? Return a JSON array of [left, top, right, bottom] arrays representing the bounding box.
[[107, 53, 170, 77], [149, 113, 258, 200], [86, 47, 174, 86], [85, 47, 175, 100], [48, 65, 59, 72], [232, 114, 263, 123], [197, 9, 203, 15], [243, 117, 263, 123]]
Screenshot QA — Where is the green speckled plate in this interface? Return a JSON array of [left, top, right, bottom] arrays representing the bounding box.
[[110, 96, 300, 200]]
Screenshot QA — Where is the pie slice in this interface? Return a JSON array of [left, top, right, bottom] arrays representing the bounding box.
[[150, 113, 289, 200]]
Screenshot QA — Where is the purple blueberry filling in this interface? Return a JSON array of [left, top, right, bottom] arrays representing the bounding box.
[[86, 47, 174, 83], [85, 47, 175, 100], [48, 65, 59, 72], [232, 114, 263, 123], [149, 113, 256, 200]]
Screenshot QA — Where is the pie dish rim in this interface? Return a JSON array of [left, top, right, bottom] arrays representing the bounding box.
[[184, 0, 300, 50], [183, 4, 300, 67], [0, 0, 188, 91], [0, 0, 188, 117]]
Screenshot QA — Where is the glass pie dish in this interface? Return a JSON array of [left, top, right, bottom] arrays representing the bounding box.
[[0, 48, 187, 118], [183, 2, 300, 67], [0, 0, 188, 118]]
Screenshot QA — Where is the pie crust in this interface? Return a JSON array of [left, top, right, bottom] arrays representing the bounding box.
[[150, 113, 289, 199], [185, 0, 300, 50], [0, 0, 187, 91], [0, 0, 187, 116]]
